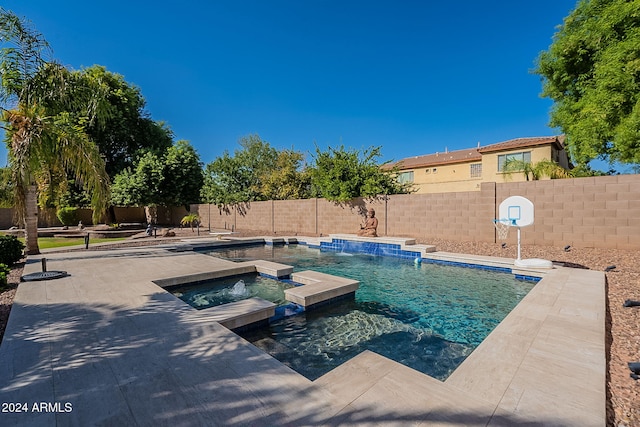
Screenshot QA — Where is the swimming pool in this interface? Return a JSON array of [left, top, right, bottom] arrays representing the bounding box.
[[204, 244, 536, 380]]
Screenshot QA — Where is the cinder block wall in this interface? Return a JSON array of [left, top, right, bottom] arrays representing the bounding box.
[[317, 198, 387, 236], [1, 206, 182, 228], [192, 204, 234, 230], [155, 206, 189, 226], [0, 208, 14, 229], [112, 207, 146, 223], [234, 201, 273, 233], [496, 175, 640, 250], [274, 199, 317, 234], [386, 187, 494, 243], [188, 174, 640, 250]]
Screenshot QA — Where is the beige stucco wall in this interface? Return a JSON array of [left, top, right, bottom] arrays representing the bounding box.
[[407, 145, 560, 194], [482, 145, 554, 184], [409, 162, 484, 194]]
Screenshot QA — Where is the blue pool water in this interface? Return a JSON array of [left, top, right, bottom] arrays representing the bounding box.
[[205, 244, 536, 380], [169, 273, 294, 309]]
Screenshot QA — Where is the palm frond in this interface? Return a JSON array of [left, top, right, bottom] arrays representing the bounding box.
[[0, 8, 51, 106], [502, 159, 534, 180], [52, 112, 110, 223], [533, 159, 573, 179], [502, 158, 572, 181]]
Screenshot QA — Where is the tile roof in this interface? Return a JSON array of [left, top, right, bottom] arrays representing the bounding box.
[[391, 136, 564, 170], [392, 148, 482, 170], [478, 135, 565, 154]]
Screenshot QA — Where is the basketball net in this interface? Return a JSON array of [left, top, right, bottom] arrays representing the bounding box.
[[493, 219, 511, 240]]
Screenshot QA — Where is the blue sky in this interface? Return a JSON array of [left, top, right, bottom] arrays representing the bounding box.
[[4, 0, 604, 170]]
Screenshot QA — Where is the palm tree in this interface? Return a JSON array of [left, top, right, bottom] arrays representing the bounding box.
[[0, 9, 109, 254], [180, 213, 200, 232], [502, 158, 572, 181]]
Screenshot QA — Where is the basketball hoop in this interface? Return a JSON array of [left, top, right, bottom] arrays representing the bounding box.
[[494, 196, 552, 268], [493, 219, 511, 240]]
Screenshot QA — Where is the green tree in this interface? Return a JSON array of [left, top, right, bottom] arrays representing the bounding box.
[[51, 66, 174, 221], [111, 140, 203, 220], [201, 152, 243, 207], [57, 179, 92, 208], [309, 145, 411, 202], [536, 0, 640, 166], [78, 65, 173, 177], [163, 140, 204, 207], [234, 134, 279, 201], [111, 151, 163, 207], [258, 149, 311, 200], [566, 163, 611, 177], [0, 167, 14, 207], [0, 9, 109, 254], [201, 134, 309, 206]]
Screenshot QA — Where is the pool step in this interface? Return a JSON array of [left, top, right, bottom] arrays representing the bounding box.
[[154, 265, 257, 288], [235, 260, 294, 279], [330, 234, 417, 246], [155, 261, 293, 288], [188, 297, 276, 330], [286, 270, 359, 308]]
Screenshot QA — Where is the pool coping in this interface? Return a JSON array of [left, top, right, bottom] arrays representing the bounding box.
[[0, 236, 605, 426]]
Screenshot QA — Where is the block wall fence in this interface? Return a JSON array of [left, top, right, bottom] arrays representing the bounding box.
[[0, 175, 636, 250], [193, 174, 640, 250], [0, 206, 186, 229]]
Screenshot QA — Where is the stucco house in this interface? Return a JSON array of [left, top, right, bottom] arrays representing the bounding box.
[[389, 135, 571, 193]]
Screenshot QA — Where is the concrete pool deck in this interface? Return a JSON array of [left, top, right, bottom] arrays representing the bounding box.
[[0, 238, 605, 426]]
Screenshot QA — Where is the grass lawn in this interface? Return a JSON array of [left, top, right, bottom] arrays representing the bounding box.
[[18, 237, 127, 250]]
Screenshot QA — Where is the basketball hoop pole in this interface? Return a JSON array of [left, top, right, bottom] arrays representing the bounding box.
[[509, 219, 522, 261], [516, 226, 522, 261]]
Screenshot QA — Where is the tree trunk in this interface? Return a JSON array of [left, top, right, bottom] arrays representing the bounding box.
[[105, 205, 116, 224], [144, 205, 158, 225], [24, 185, 40, 255]]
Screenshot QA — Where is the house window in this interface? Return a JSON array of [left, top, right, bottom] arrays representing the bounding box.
[[498, 151, 531, 172], [470, 163, 482, 178], [397, 171, 414, 183]]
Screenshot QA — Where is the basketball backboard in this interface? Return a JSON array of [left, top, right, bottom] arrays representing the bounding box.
[[498, 196, 534, 227]]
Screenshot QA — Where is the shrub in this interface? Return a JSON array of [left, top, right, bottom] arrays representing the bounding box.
[[0, 235, 24, 266], [56, 207, 78, 226], [180, 213, 200, 231], [0, 263, 9, 288]]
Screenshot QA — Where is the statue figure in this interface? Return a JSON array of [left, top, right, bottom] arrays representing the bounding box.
[[357, 208, 378, 237]]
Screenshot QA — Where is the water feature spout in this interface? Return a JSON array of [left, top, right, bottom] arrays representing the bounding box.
[[229, 279, 248, 296]]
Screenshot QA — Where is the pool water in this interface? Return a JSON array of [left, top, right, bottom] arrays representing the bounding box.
[[169, 273, 294, 310], [205, 245, 536, 380]]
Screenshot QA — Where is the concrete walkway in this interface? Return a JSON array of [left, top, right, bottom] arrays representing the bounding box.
[[0, 240, 606, 426]]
